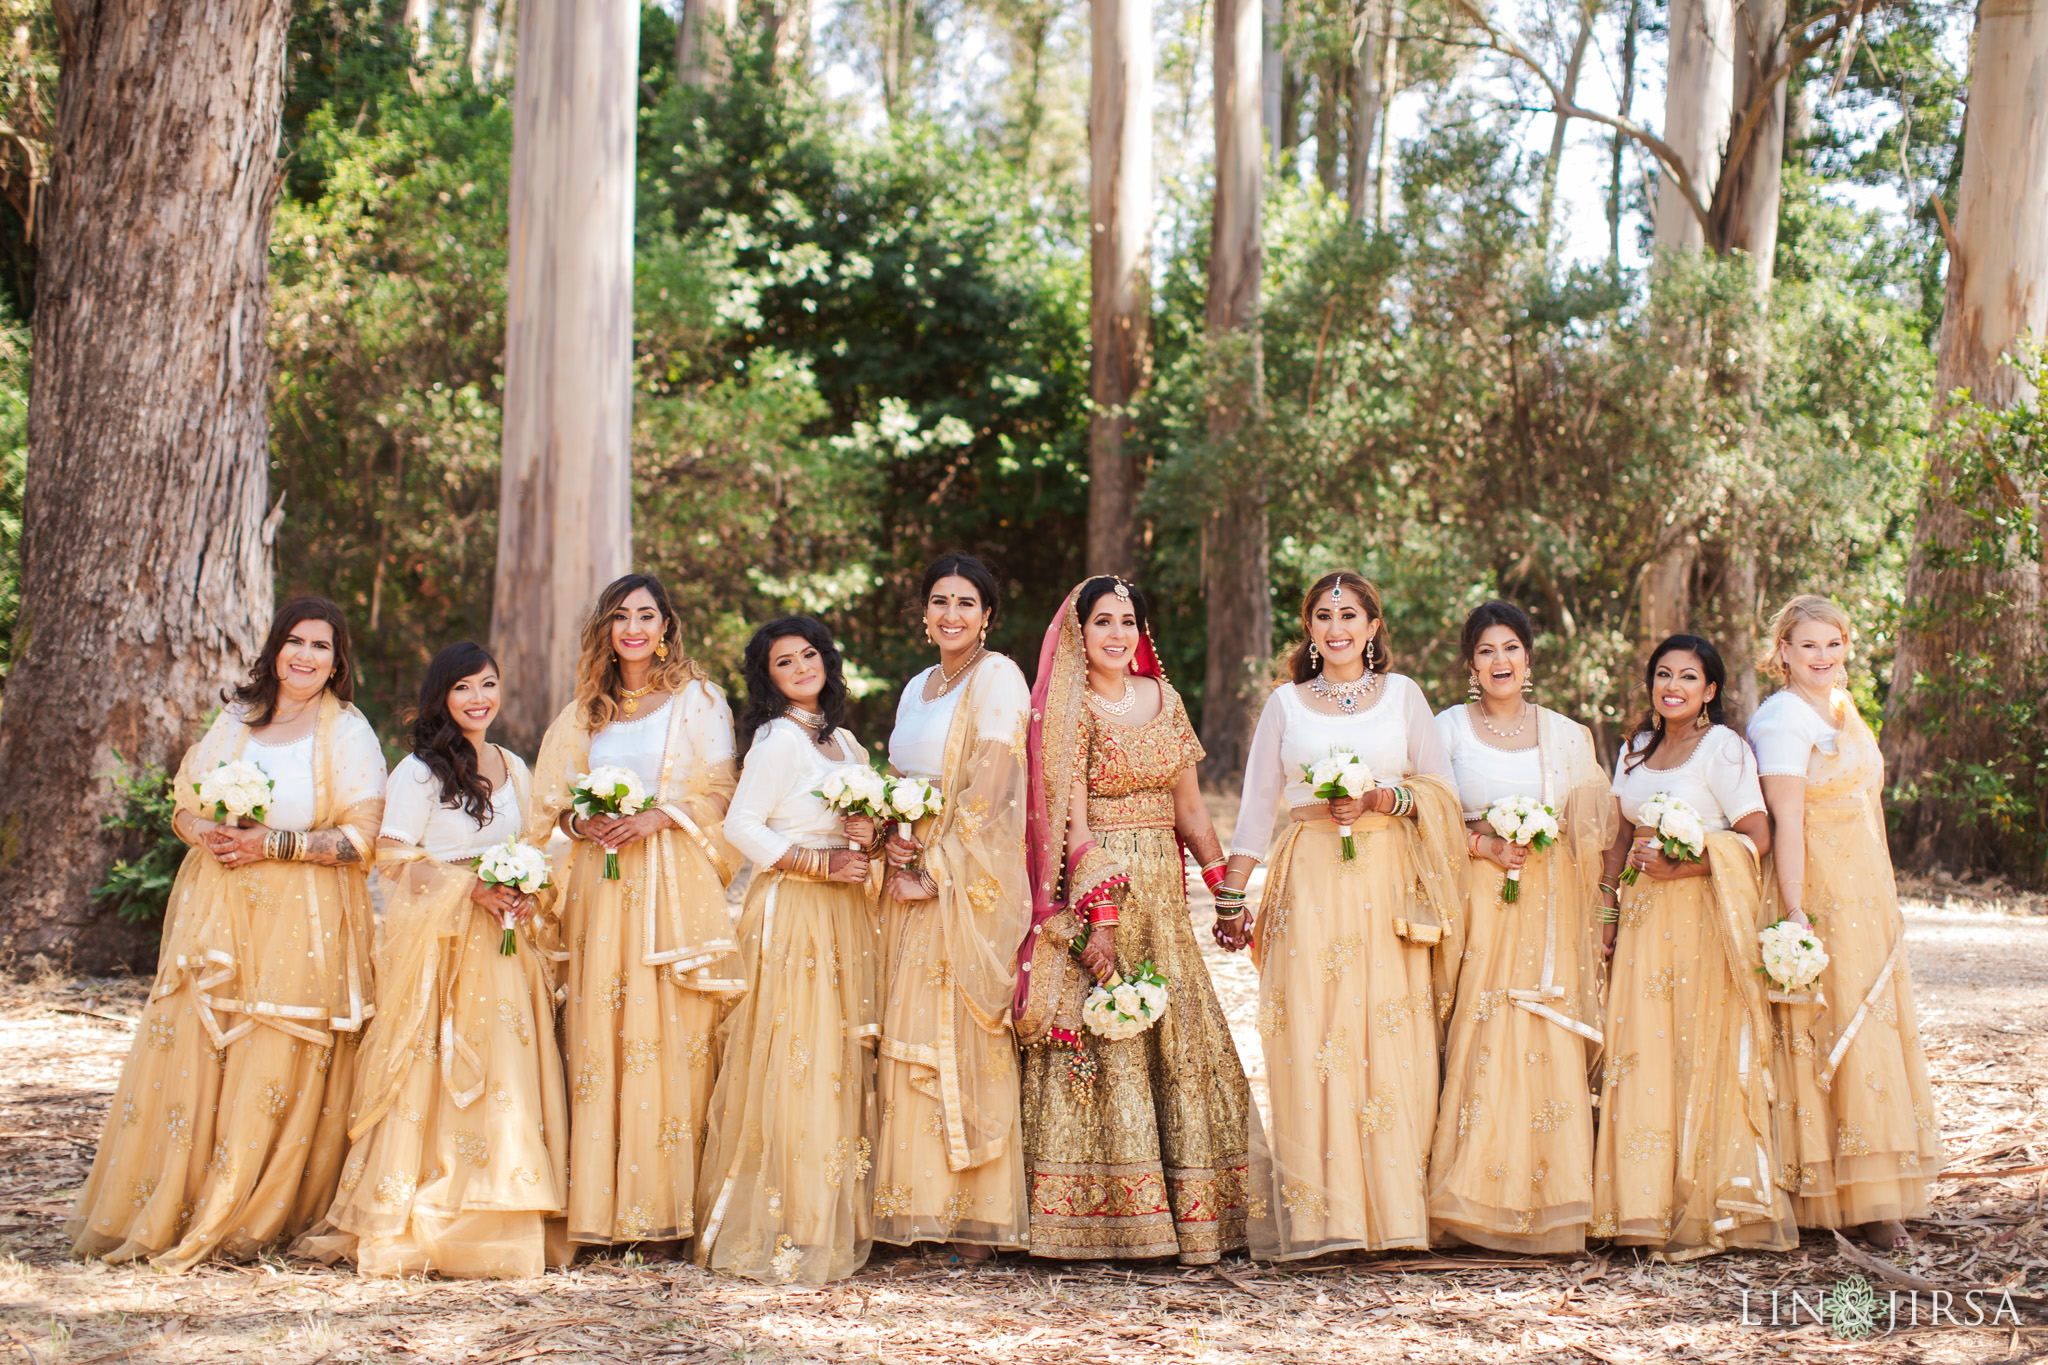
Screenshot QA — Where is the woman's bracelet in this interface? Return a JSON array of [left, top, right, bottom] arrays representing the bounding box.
[[1200, 862, 1229, 893], [1386, 785, 1415, 819], [263, 830, 305, 862], [1595, 904, 1619, 925]]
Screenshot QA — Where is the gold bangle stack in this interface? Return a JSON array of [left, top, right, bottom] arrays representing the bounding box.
[[264, 830, 306, 862], [791, 847, 833, 879]]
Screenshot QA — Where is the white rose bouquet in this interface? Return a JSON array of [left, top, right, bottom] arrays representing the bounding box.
[[881, 775, 944, 841], [195, 759, 275, 825], [476, 838, 552, 955], [570, 765, 649, 880], [1621, 792, 1707, 884], [1481, 795, 1561, 902], [1758, 918, 1829, 993], [1080, 960, 1171, 1041], [1303, 751, 1373, 859], [813, 764, 889, 847]]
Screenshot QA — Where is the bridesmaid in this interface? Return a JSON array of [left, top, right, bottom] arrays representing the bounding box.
[[873, 554, 1032, 1258], [1015, 576, 1260, 1265], [695, 617, 879, 1284], [1592, 634, 1795, 1260], [530, 573, 743, 1254], [1427, 601, 1615, 1253], [302, 642, 569, 1277], [69, 597, 386, 1271], [1217, 572, 1465, 1262], [1750, 596, 1940, 1251]]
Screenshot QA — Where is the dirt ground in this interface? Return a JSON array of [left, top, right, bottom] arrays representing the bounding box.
[[2, 875, 2045, 1364]]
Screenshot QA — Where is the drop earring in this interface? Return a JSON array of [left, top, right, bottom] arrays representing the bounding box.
[[925, 622, 935, 645], [1467, 671, 1480, 701], [1694, 708, 1711, 731], [1522, 668, 1534, 696], [1309, 641, 1321, 664], [655, 640, 669, 661]]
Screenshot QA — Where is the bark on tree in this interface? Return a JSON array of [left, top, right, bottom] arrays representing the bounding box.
[[403, 0, 435, 59], [677, 0, 739, 86], [1608, 0, 1639, 273], [465, 0, 494, 81], [491, 0, 638, 755], [1652, 0, 1734, 253], [1086, 0, 1153, 578], [1202, 0, 1269, 781], [1535, 0, 1595, 254], [1263, 0, 1284, 169], [1714, 0, 1788, 287], [1314, 60, 1339, 192], [1348, 0, 1379, 224], [492, 0, 518, 82], [0, 0, 290, 973], [1373, 1, 1400, 225], [1884, 0, 2048, 871]]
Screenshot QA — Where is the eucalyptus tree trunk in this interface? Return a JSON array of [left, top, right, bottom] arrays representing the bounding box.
[[1535, 0, 1594, 254], [1884, 1, 2048, 872], [1085, 0, 1153, 578], [493, 0, 518, 82], [1263, 0, 1283, 170], [491, 0, 638, 755], [1607, 0, 1639, 273], [1372, 1, 1400, 224], [677, 0, 739, 85], [1313, 61, 1339, 191], [1715, 0, 1788, 287], [1652, 0, 1734, 252], [1347, 0, 1379, 224], [0, 0, 289, 973], [1202, 0, 1269, 779], [466, 0, 493, 81]]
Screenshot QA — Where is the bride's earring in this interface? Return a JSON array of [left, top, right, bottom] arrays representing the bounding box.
[[1467, 671, 1480, 701], [1522, 667, 1534, 696]]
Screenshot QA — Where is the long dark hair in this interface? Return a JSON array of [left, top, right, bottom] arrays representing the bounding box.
[[226, 596, 354, 725], [1622, 633, 1730, 771], [573, 573, 708, 731], [1284, 571, 1390, 683], [410, 641, 500, 824], [918, 552, 1002, 628], [738, 616, 850, 751]]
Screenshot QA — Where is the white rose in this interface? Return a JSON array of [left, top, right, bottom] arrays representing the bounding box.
[[1336, 763, 1372, 798], [1136, 982, 1169, 1017], [1112, 983, 1142, 1017], [818, 771, 849, 803]]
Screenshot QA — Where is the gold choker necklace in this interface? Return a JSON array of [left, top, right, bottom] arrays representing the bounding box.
[[619, 681, 660, 716]]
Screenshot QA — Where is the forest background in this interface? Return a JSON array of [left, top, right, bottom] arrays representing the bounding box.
[[0, 0, 2040, 960]]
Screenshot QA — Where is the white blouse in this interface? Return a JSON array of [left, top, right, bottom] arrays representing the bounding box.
[[1610, 724, 1766, 830], [585, 679, 736, 794], [1434, 705, 1544, 821], [1746, 691, 1842, 778], [887, 655, 1030, 780], [244, 708, 386, 832], [727, 717, 866, 868], [1229, 674, 1453, 860], [380, 751, 526, 862]]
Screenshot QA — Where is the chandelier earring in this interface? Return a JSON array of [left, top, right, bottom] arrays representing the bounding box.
[[1467, 671, 1480, 701], [1309, 641, 1321, 664], [1522, 667, 1534, 696], [1694, 707, 1711, 731]]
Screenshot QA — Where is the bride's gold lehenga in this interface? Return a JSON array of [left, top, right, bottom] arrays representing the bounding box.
[[529, 687, 743, 1247], [1016, 599, 1259, 1264], [1761, 703, 1942, 1226], [68, 694, 384, 1272]]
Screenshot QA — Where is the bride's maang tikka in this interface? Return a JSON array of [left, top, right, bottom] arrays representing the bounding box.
[[1113, 578, 1132, 601], [1329, 580, 1344, 605]]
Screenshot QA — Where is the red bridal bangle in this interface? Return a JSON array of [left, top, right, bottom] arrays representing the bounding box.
[[1201, 863, 1229, 893]]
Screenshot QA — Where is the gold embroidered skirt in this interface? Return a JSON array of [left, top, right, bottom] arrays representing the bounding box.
[[559, 836, 731, 1245], [67, 861, 372, 1272], [1428, 850, 1598, 1254], [299, 903, 570, 1278], [1020, 825, 1258, 1264], [1249, 816, 1439, 1260], [695, 869, 880, 1284], [1768, 803, 1942, 1226], [1593, 871, 1795, 1260]]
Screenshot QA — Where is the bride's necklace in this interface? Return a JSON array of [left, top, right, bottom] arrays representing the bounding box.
[[1087, 675, 1137, 716], [1310, 669, 1380, 713], [1472, 700, 1530, 740], [932, 644, 984, 697], [788, 704, 826, 729], [619, 681, 661, 716]]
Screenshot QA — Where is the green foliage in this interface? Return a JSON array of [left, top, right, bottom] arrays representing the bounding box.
[[91, 754, 185, 926], [1889, 344, 2048, 867]]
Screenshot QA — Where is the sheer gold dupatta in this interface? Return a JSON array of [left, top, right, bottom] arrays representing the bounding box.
[[162, 692, 383, 1048], [349, 758, 558, 1141], [526, 691, 743, 991], [883, 659, 1032, 1171]]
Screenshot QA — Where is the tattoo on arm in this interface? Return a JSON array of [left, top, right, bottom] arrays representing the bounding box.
[[302, 830, 364, 865]]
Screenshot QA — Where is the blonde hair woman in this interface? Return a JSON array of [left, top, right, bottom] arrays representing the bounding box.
[[1426, 601, 1615, 1253], [1217, 572, 1465, 1262], [1749, 596, 1940, 1251], [69, 598, 385, 1271], [529, 573, 742, 1254]]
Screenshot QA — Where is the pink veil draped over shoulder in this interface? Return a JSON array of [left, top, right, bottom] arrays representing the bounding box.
[[1013, 577, 1165, 1041]]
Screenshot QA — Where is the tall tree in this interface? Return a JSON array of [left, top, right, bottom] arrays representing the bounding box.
[[1202, 0, 1269, 777], [1607, 0, 1639, 274], [1883, 0, 2048, 870], [1653, 0, 1734, 252], [491, 0, 638, 753], [1534, 0, 1595, 253], [1347, 0, 1380, 224], [676, 0, 739, 85], [0, 0, 290, 972], [1086, 0, 1153, 576]]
